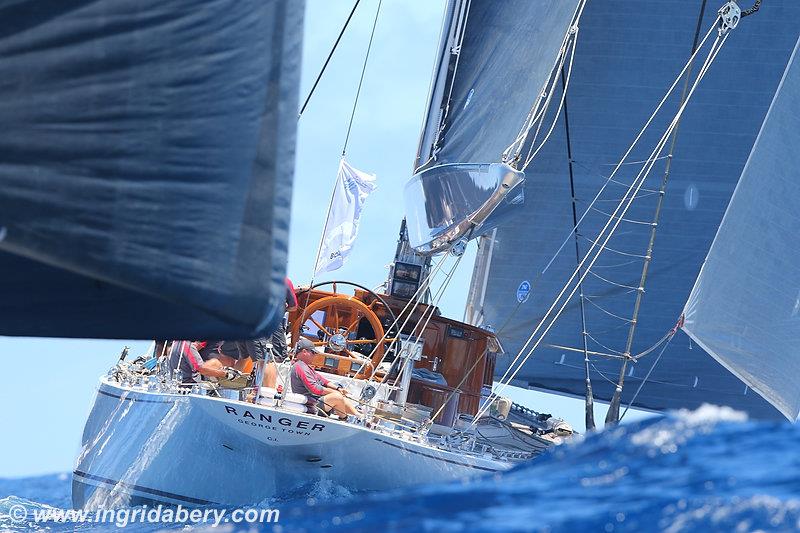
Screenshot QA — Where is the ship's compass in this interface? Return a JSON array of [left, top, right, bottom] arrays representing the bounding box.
[[291, 281, 399, 380]]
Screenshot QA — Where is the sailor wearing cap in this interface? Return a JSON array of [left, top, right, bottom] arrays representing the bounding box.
[[290, 338, 358, 420]]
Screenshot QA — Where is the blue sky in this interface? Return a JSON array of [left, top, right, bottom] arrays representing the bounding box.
[[0, 0, 648, 479]]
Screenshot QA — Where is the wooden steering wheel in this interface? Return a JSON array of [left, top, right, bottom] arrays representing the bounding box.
[[290, 283, 397, 379]]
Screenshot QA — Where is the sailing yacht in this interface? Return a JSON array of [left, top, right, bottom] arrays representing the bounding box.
[[0, 0, 783, 508], [68, 0, 800, 508]]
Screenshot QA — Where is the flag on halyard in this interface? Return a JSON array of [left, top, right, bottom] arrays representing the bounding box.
[[314, 159, 377, 275]]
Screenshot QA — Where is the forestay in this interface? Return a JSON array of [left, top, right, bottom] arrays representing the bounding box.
[[0, 0, 304, 339], [471, 0, 800, 419], [683, 35, 800, 421]]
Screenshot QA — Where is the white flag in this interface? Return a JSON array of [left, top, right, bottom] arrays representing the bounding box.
[[314, 159, 377, 275]]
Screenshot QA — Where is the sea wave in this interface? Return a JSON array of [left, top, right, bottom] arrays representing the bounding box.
[[1, 405, 798, 532]]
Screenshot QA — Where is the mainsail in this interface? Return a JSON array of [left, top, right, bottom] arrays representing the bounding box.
[[0, 0, 304, 339], [683, 34, 800, 421], [405, 0, 581, 252], [467, 0, 800, 419]]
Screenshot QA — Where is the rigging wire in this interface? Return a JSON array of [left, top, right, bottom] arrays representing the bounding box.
[[586, 269, 643, 291], [362, 253, 451, 378], [342, 0, 383, 156], [298, 0, 362, 119], [502, 0, 588, 162], [534, 19, 717, 278], [590, 358, 624, 387], [577, 235, 648, 259], [585, 205, 655, 226], [416, 0, 473, 172], [606, 0, 714, 424], [485, 32, 729, 416], [520, 30, 580, 170], [473, 23, 728, 426], [370, 253, 464, 398], [390, 254, 464, 389], [302, 0, 382, 306], [620, 333, 674, 420], [561, 55, 595, 430], [511, 28, 578, 166]]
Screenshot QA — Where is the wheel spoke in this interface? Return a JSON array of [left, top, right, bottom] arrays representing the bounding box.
[[343, 314, 362, 336], [347, 337, 396, 345], [347, 338, 380, 345], [309, 316, 328, 336]]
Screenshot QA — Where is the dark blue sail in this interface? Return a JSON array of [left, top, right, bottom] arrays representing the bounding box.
[[472, 0, 800, 419], [0, 0, 303, 339]]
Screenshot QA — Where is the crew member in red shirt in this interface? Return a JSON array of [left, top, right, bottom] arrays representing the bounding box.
[[290, 338, 357, 419]]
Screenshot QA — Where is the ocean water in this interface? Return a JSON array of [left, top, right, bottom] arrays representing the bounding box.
[[1, 406, 798, 532]]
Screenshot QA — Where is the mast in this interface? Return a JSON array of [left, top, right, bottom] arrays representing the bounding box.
[[464, 230, 496, 326]]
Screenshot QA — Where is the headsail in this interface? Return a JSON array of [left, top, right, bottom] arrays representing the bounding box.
[[0, 0, 304, 339], [683, 34, 800, 421], [406, 0, 582, 252], [469, 0, 800, 419]]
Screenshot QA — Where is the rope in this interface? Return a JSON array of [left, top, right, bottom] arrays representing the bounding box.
[[502, 0, 588, 162], [342, 0, 382, 156], [535, 20, 717, 277], [631, 329, 672, 360], [422, 0, 473, 167], [473, 23, 727, 425], [298, 0, 362, 119], [520, 27, 580, 170], [620, 333, 674, 420], [607, 3, 725, 423], [583, 296, 634, 323], [740, 0, 761, 18], [586, 269, 640, 291]]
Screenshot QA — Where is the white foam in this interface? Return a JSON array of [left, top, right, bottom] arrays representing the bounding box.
[[672, 403, 748, 424]]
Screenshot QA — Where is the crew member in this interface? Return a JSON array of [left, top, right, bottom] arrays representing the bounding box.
[[290, 338, 357, 419], [168, 341, 243, 384], [263, 277, 298, 388]]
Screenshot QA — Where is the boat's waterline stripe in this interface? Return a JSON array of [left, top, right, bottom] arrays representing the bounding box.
[[73, 470, 218, 506], [373, 438, 500, 472], [98, 389, 178, 404]]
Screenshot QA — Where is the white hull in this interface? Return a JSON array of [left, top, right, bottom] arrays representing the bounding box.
[[73, 378, 509, 508]]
